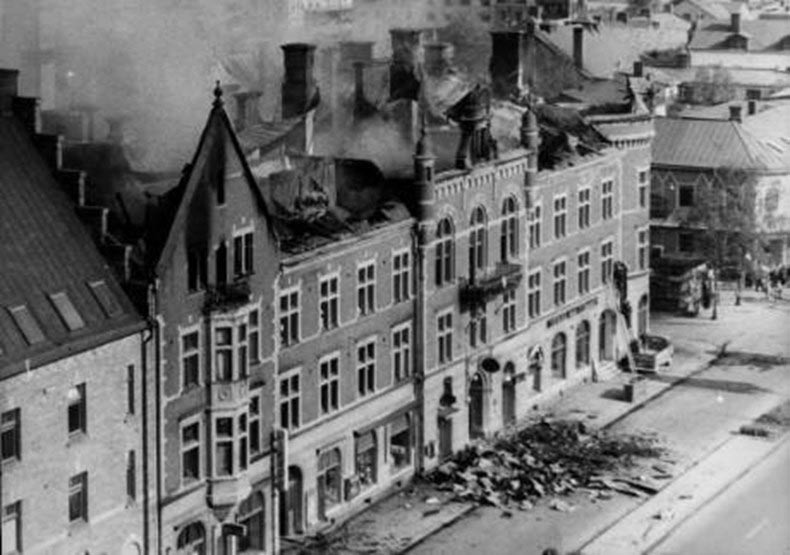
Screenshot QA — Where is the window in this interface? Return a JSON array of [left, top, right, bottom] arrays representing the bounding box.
[[638, 171, 649, 208], [529, 205, 541, 249], [389, 414, 412, 470], [215, 241, 228, 286], [355, 431, 377, 488], [500, 196, 518, 261], [435, 218, 455, 286], [249, 310, 260, 364], [126, 450, 136, 502], [576, 320, 591, 368], [392, 323, 412, 382], [239, 414, 248, 471], [679, 185, 694, 207], [249, 392, 262, 457], [551, 333, 567, 379], [638, 229, 649, 270], [214, 417, 234, 477], [437, 311, 453, 364], [357, 261, 376, 316], [187, 248, 208, 292], [181, 420, 201, 483], [528, 270, 541, 318], [319, 275, 339, 330], [469, 206, 488, 279], [67, 384, 86, 435], [237, 323, 249, 379], [679, 232, 695, 253], [553, 261, 567, 306], [279, 372, 300, 431], [393, 250, 411, 303], [214, 327, 233, 381], [319, 354, 340, 415], [469, 307, 487, 348], [503, 288, 516, 333], [1, 409, 20, 462], [578, 188, 591, 229], [553, 195, 567, 239], [317, 449, 342, 519], [2, 501, 21, 554], [177, 522, 206, 555], [238, 493, 265, 551], [356, 338, 376, 397], [182, 331, 200, 389], [49, 292, 85, 331], [602, 179, 614, 220], [68, 472, 88, 523], [601, 240, 614, 284], [638, 295, 649, 337], [8, 305, 44, 345], [233, 232, 254, 277], [279, 288, 300, 346], [127, 364, 135, 415], [578, 251, 590, 295]]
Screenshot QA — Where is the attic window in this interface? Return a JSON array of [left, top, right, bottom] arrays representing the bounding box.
[[8, 305, 45, 345], [88, 280, 122, 317], [49, 292, 86, 331]]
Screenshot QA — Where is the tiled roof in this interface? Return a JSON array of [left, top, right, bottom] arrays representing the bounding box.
[[689, 18, 790, 50], [652, 116, 785, 170], [0, 117, 143, 377]]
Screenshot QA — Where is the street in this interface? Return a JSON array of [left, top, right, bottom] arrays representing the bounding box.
[[649, 439, 790, 555]]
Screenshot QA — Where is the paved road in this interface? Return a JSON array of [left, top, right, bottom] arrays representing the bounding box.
[[650, 440, 790, 555]]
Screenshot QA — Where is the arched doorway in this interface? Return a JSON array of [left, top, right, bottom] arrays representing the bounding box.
[[576, 320, 591, 369], [637, 295, 649, 337], [438, 416, 453, 461], [469, 373, 485, 439], [502, 362, 516, 426], [551, 333, 567, 379], [280, 466, 303, 536], [528, 346, 544, 392], [599, 310, 617, 361], [177, 522, 206, 555]]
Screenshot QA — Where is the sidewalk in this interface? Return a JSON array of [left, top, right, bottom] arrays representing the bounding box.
[[301, 314, 726, 555]]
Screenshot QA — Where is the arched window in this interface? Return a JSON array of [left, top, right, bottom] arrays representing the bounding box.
[[551, 333, 567, 378], [317, 449, 342, 520], [599, 310, 616, 361], [576, 320, 591, 368], [500, 196, 519, 261], [435, 218, 455, 287], [238, 492, 265, 551], [637, 295, 649, 337], [177, 522, 206, 555], [469, 206, 487, 279]]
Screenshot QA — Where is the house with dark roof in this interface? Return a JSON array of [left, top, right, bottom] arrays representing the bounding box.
[[0, 70, 149, 555]]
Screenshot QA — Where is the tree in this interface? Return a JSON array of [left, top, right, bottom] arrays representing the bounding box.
[[689, 66, 735, 105]]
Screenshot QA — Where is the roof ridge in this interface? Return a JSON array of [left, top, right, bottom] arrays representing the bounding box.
[[730, 120, 768, 169]]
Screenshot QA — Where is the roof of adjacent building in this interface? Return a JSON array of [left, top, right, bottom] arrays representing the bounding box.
[[675, 0, 732, 20], [656, 66, 790, 88], [742, 103, 790, 165], [652, 116, 786, 170], [0, 117, 143, 378], [689, 18, 790, 50]]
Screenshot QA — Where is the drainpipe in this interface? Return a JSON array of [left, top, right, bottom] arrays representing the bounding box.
[[414, 225, 428, 473], [148, 279, 164, 554], [141, 324, 154, 554]]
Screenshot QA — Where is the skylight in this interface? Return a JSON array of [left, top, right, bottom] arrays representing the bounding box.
[[8, 305, 45, 345], [49, 292, 86, 331], [88, 280, 122, 317]]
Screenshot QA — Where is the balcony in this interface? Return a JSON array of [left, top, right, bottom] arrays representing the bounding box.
[[203, 279, 251, 314], [209, 377, 250, 410], [460, 262, 523, 310]]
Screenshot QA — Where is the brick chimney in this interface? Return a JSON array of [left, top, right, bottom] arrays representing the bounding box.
[[747, 99, 757, 115], [389, 28, 423, 101], [0, 68, 20, 114], [633, 60, 644, 77], [489, 31, 525, 99], [731, 12, 742, 33], [573, 26, 584, 70], [232, 91, 262, 131], [729, 104, 742, 123], [281, 43, 318, 119]]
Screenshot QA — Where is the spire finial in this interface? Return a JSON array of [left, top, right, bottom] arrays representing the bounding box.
[[213, 80, 223, 108]]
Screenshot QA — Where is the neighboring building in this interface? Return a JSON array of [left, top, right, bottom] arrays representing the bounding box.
[[650, 110, 790, 271], [688, 12, 790, 70], [0, 70, 149, 555]]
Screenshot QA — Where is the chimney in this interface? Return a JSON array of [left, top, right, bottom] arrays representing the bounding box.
[[573, 26, 584, 70], [729, 104, 742, 123], [12, 96, 41, 135], [281, 43, 318, 119], [389, 28, 423, 101], [232, 91, 262, 131], [0, 68, 19, 114], [33, 133, 63, 169], [489, 31, 525, 99], [633, 60, 644, 77], [747, 99, 757, 115], [731, 12, 741, 33], [424, 42, 454, 77]]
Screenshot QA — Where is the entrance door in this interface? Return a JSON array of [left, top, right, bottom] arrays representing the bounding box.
[[438, 416, 453, 460], [469, 373, 484, 439], [502, 364, 516, 426], [280, 466, 303, 536]]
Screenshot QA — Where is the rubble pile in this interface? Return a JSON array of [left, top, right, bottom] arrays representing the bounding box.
[[429, 419, 668, 508]]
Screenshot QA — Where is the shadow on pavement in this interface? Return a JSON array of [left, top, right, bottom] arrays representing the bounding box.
[[645, 374, 770, 395], [712, 350, 790, 371]]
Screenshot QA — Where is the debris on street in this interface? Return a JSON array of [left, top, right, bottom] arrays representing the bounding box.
[[428, 419, 667, 507]]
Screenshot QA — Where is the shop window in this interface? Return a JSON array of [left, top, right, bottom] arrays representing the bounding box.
[[317, 449, 342, 520], [551, 333, 567, 378], [389, 414, 412, 471], [355, 432, 377, 488], [576, 320, 591, 368]]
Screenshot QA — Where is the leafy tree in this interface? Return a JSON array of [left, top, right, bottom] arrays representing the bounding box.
[[689, 66, 735, 105]]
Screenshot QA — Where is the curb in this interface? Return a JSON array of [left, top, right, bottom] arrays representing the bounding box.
[[399, 504, 478, 554]]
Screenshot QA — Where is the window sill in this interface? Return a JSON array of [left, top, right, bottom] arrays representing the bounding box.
[[1, 457, 20, 470], [67, 519, 89, 535], [67, 431, 88, 447]]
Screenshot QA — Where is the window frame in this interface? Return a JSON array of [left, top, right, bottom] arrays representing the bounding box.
[[319, 352, 341, 416], [601, 179, 614, 220], [180, 417, 203, 486], [553, 194, 567, 239], [529, 204, 542, 250], [601, 240, 614, 284], [1, 408, 20, 462], [638, 169, 649, 209], [392, 249, 411, 304], [578, 187, 591, 230], [468, 206, 488, 279], [279, 286, 301, 347], [392, 322, 412, 383], [233, 230, 255, 278], [2, 501, 21, 553], [357, 260, 376, 317], [319, 273, 340, 330], [279, 369, 301, 432], [181, 329, 201, 390], [356, 336, 377, 398], [502, 288, 517, 333], [637, 228, 649, 271], [68, 471, 89, 524], [435, 218, 456, 286], [67, 383, 87, 436], [500, 196, 519, 261], [577, 250, 591, 295], [437, 310, 453, 365], [553, 260, 567, 307], [527, 269, 541, 318]]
